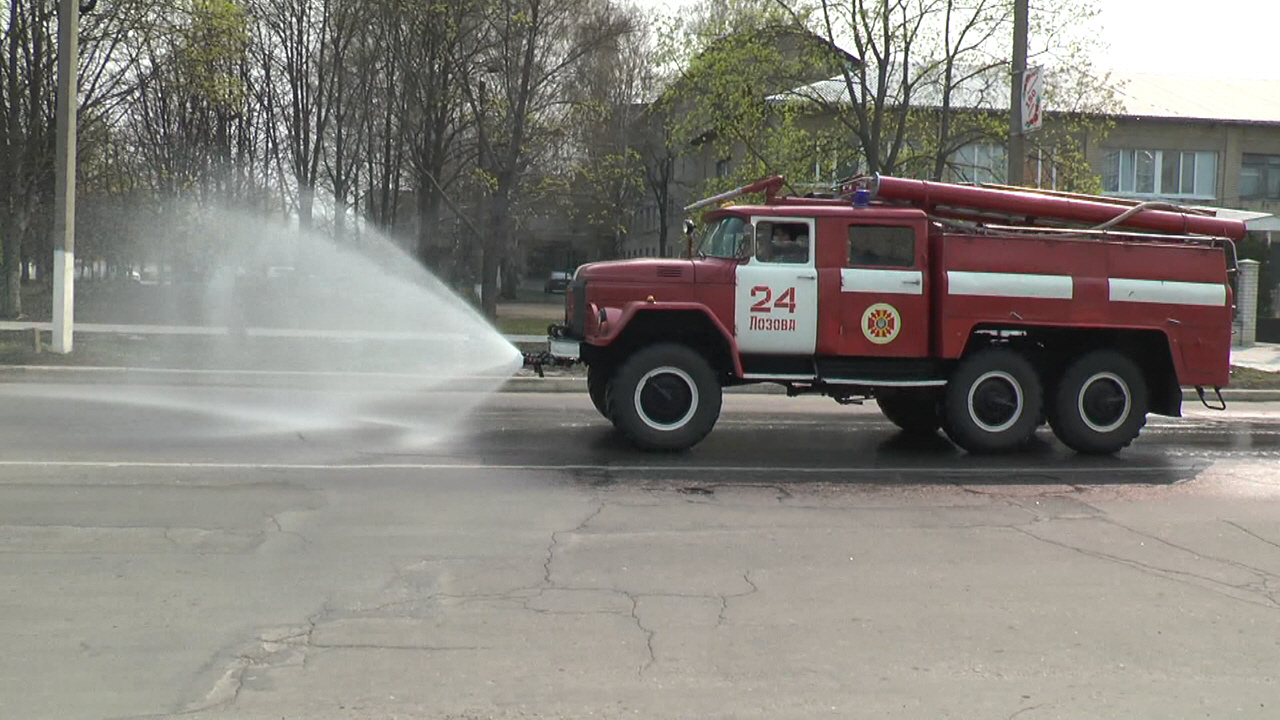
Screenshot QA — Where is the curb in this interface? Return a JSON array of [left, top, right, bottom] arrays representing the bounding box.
[[0, 366, 787, 394], [4, 365, 1280, 401]]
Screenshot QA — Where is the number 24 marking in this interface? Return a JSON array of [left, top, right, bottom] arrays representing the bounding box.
[[750, 285, 797, 314]]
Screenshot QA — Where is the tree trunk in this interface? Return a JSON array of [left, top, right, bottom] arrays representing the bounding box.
[[500, 257, 519, 300], [3, 204, 30, 317], [481, 188, 510, 318], [480, 244, 499, 318], [2, 232, 19, 318], [656, 180, 669, 257], [298, 183, 315, 229], [416, 186, 441, 265]]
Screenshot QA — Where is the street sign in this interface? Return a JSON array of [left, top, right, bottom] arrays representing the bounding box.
[[1022, 65, 1043, 134]]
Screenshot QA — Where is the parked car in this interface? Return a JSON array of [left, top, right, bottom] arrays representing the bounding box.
[[544, 270, 572, 294]]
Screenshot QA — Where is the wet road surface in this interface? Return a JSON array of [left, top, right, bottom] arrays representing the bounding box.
[[2, 383, 1279, 719]]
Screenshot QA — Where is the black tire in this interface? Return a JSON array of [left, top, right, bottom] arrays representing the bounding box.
[[607, 343, 723, 451], [1049, 350, 1148, 455], [942, 347, 1044, 454], [875, 388, 942, 434], [587, 363, 612, 420]]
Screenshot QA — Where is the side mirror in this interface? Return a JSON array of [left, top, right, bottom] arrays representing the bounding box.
[[683, 219, 694, 238], [683, 219, 695, 258]]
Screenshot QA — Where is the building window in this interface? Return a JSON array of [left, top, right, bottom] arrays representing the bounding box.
[[948, 143, 1007, 185], [1241, 154, 1280, 200], [716, 157, 730, 178], [1101, 149, 1216, 198]]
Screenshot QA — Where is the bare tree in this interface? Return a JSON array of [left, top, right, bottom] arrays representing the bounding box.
[[562, 5, 648, 259], [255, 0, 357, 229], [1, 0, 56, 316], [769, 0, 1117, 186], [470, 0, 631, 317], [639, 114, 677, 258], [397, 0, 484, 265]]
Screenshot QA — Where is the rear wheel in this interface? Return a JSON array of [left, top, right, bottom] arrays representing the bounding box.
[[607, 343, 722, 451], [587, 364, 612, 420], [942, 348, 1043, 454], [1049, 350, 1148, 455], [875, 388, 942, 434]]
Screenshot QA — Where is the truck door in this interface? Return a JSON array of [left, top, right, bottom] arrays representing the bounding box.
[[839, 220, 929, 358], [734, 216, 819, 357]]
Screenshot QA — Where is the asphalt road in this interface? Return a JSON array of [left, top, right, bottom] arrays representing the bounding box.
[[2, 381, 1280, 720]]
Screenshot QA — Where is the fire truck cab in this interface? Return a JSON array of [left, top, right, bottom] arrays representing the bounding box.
[[542, 174, 1242, 456]]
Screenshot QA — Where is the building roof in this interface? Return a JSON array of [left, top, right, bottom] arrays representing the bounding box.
[[771, 69, 1280, 126], [1109, 72, 1280, 124]]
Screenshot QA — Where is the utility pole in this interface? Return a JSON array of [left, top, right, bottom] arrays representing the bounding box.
[[1007, 0, 1029, 186], [51, 0, 80, 353]]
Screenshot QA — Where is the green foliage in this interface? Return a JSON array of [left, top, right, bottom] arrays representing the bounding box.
[[651, 0, 1119, 199], [654, 2, 847, 210], [176, 0, 249, 110]]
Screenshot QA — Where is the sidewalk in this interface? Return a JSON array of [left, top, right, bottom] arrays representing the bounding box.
[[1229, 342, 1280, 372], [4, 321, 1280, 399], [5, 320, 1278, 364], [0, 320, 545, 344]]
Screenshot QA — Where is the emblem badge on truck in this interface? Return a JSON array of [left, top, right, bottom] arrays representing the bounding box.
[[862, 303, 901, 344]]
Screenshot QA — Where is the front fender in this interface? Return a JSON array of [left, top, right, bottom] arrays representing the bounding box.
[[586, 301, 743, 377]]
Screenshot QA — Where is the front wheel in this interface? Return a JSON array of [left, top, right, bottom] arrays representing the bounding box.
[[607, 343, 723, 451], [942, 347, 1044, 454], [587, 363, 613, 420], [1049, 350, 1148, 455]]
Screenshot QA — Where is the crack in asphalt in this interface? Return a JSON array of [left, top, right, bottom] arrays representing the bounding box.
[[265, 512, 312, 548], [1223, 519, 1280, 552], [626, 592, 657, 678], [1012, 526, 1280, 611], [1096, 516, 1280, 585], [543, 501, 606, 587], [687, 482, 796, 501], [538, 500, 661, 678], [718, 571, 760, 627], [1007, 703, 1045, 720], [306, 643, 490, 651]]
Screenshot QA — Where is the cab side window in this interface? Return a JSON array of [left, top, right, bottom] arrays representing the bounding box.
[[755, 221, 811, 264], [847, 225, 915, 267]]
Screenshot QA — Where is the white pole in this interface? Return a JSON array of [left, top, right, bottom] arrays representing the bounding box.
[[51, 0, 79, 354]]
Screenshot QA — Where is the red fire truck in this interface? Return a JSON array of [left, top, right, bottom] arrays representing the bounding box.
[[536, 174, 1244, 455]]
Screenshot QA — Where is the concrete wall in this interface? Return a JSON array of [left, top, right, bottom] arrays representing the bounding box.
[[1087, 117, 1280, 211]]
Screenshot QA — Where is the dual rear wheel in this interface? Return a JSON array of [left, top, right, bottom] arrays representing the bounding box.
[[941, 347, 1148, 455]]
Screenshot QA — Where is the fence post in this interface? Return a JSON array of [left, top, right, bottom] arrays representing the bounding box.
[[1237, 259, 1261, 347]]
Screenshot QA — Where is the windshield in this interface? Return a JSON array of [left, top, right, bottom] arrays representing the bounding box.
[[694, 215, 749, 258]]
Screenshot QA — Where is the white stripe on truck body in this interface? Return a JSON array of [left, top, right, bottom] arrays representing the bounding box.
[[1107, 278, 1227, 307], [946, 270, 1074, 300]]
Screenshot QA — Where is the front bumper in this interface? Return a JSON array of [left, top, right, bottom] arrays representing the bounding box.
[[549, 337, 581, 360], [521, 328, 582, 377]]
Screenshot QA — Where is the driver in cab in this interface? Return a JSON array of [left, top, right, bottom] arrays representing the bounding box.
[[759, 225, 808, 264]]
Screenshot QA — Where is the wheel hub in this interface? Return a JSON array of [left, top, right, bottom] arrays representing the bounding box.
[[634, 367, 699, 431], [1078, 372, 1131, 433], [967, 371, 1023, 433]]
